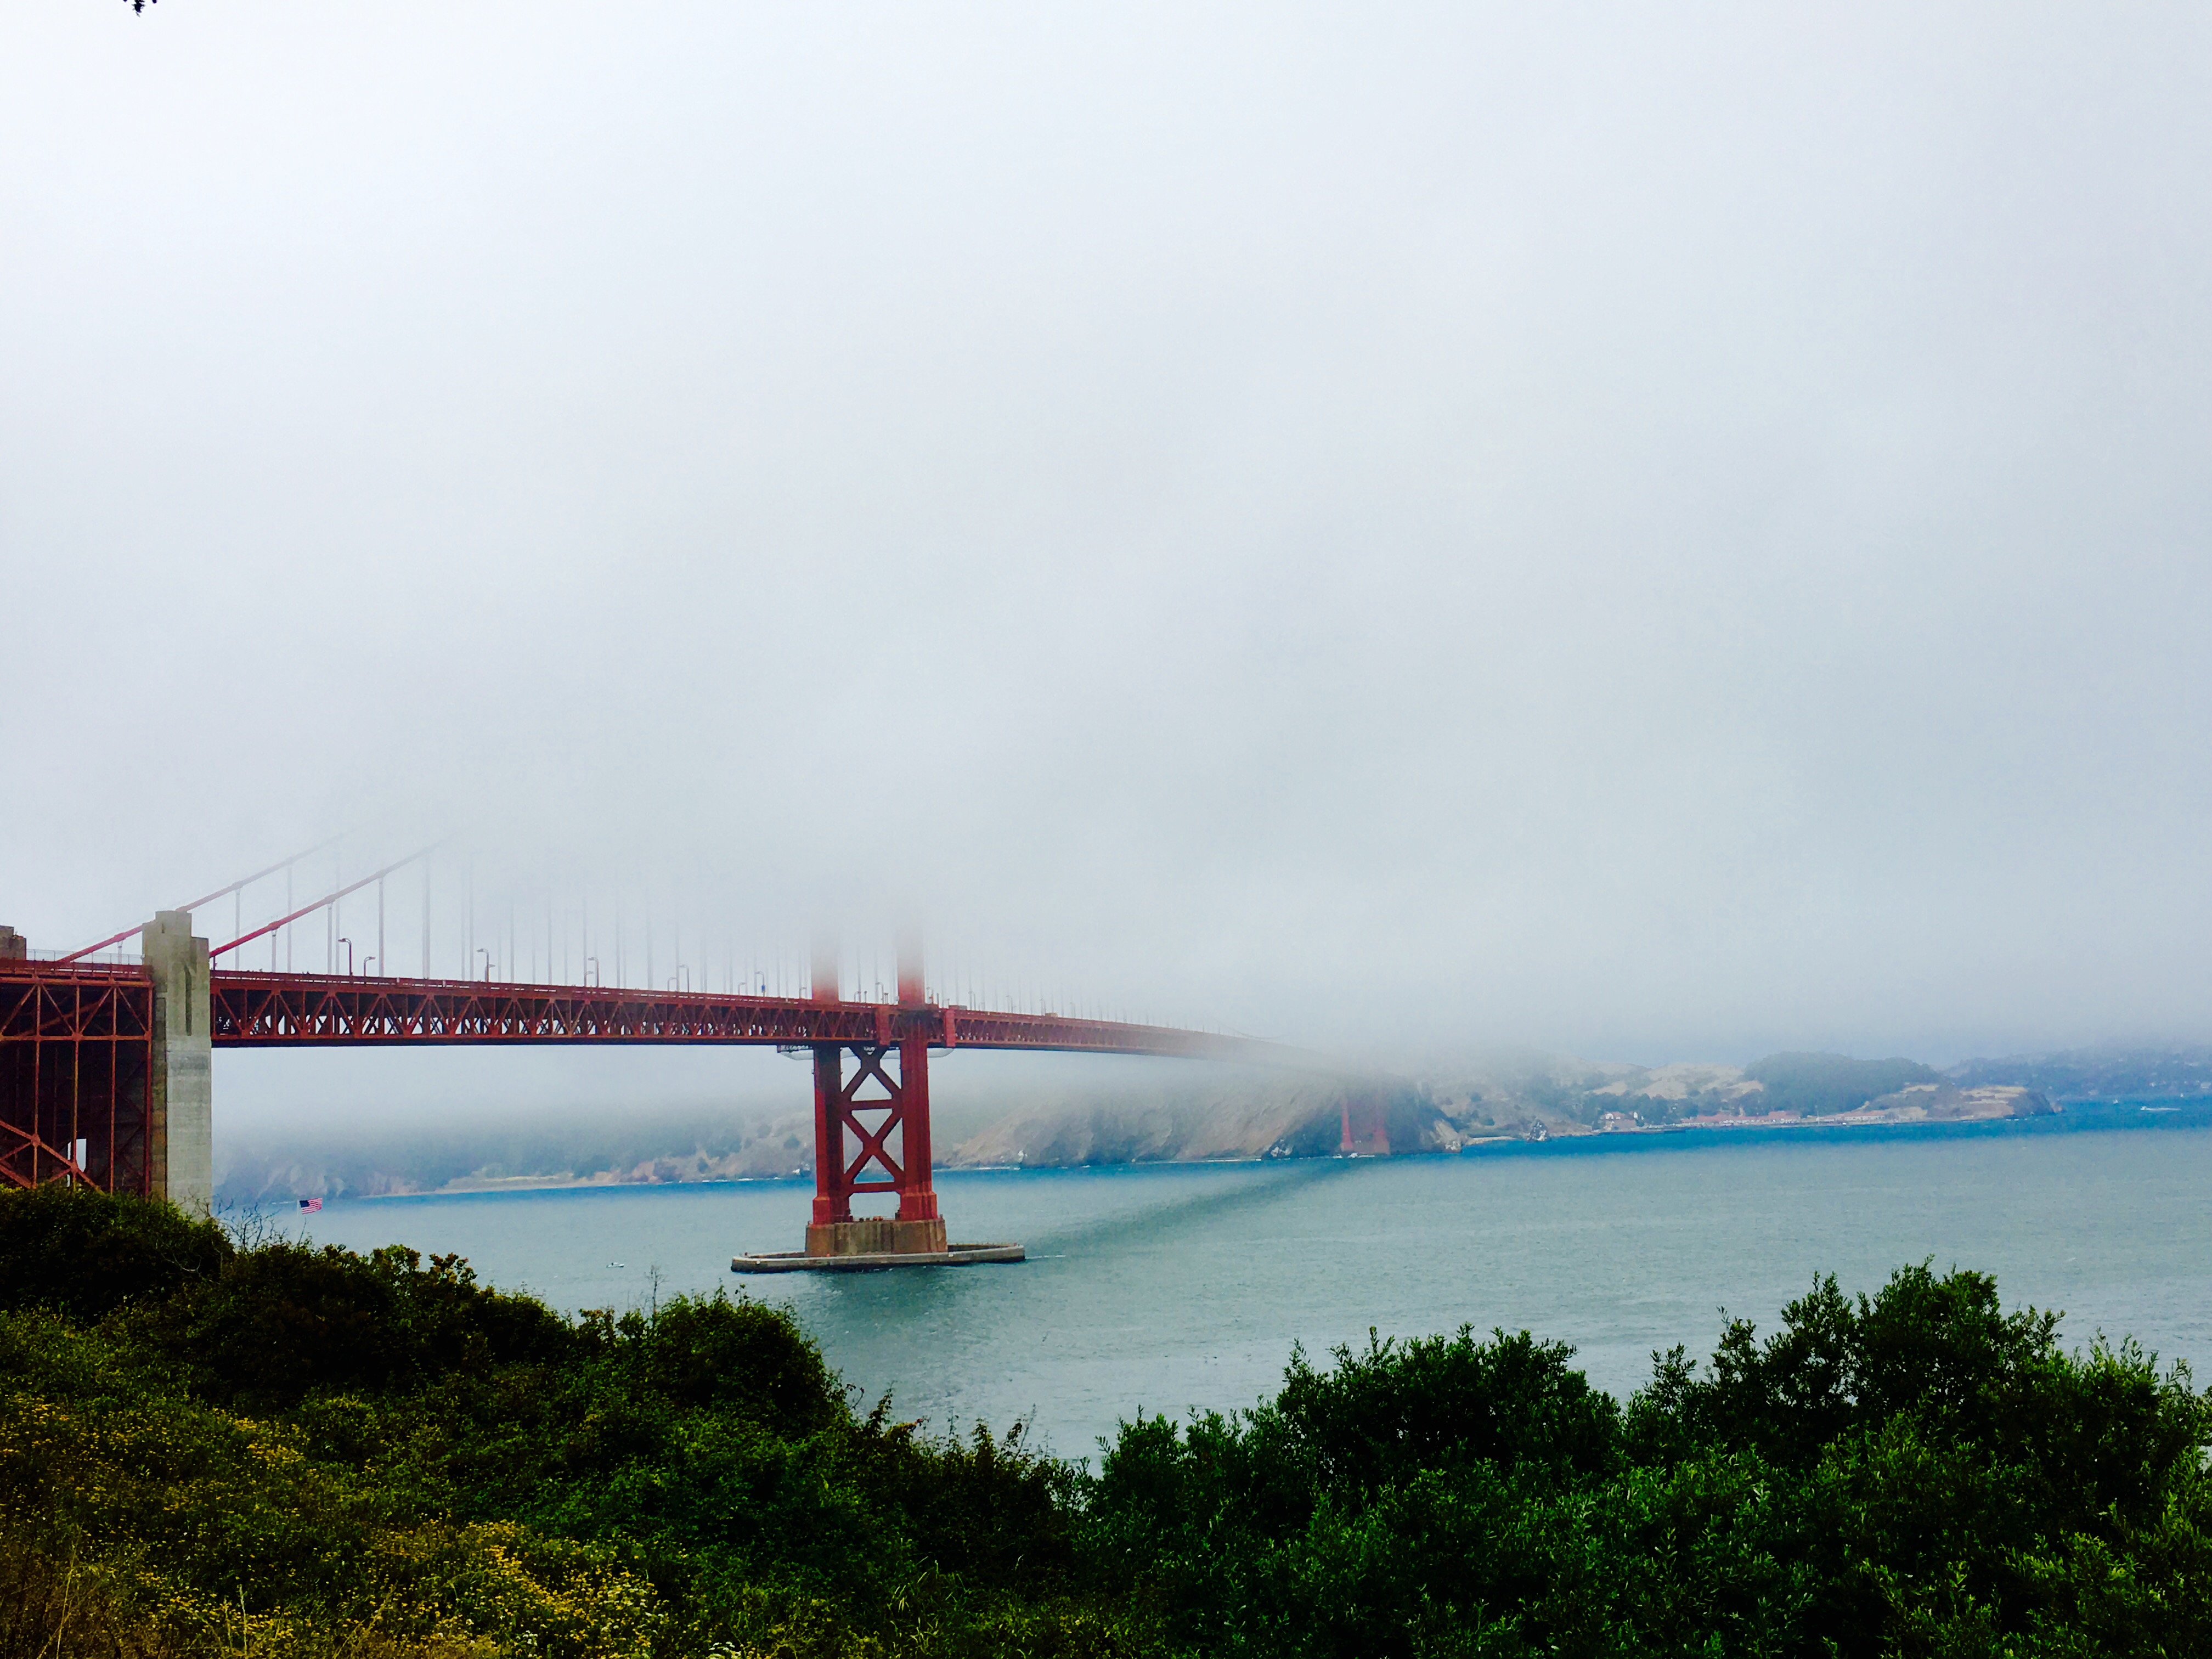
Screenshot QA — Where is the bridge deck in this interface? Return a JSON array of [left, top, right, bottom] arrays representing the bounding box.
[[199, 968, 1286, 1062], [4, 956, 1315, 1210]]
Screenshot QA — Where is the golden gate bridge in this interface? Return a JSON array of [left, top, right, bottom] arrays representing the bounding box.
[[2, 842, 1348, 1269]]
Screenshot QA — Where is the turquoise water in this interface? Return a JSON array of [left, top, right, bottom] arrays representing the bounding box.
[[296, 1107, 2212, 1458]]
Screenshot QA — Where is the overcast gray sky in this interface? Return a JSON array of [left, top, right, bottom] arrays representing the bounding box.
[[6, 2, 2211, 1082]]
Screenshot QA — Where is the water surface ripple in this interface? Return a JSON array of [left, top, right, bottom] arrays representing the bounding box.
[[297, 1107, 2212, 1457]]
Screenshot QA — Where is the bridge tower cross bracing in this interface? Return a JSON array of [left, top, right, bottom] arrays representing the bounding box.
[[804, 935, 948, 1258]]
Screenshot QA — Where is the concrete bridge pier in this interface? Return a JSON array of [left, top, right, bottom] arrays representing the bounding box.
[[143, 911, 212, 1216]]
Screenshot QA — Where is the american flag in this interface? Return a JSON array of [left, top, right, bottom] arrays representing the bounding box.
[[297, 1197, 323, 1213]]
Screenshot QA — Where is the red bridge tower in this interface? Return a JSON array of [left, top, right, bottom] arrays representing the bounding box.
[[804, 938, 946, 1258]]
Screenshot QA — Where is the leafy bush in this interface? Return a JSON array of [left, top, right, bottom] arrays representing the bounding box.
[[0, 1189, 1139, 1659], [612, 1291, 840, 1431], [0, 1182, 230, 1321], [2, 1187, 2206, 1658], [1085, 1262, 2212, 1658], [136, 1241, 575, 1407]]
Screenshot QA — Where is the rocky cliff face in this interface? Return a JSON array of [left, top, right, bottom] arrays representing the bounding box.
[[945, 1075, 1448, 1166]]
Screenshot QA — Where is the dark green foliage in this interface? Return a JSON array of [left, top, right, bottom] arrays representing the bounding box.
[[608, 1290, 839, 1431], [1742, 1051, 1940, 1116], [139, 1240, 575, 1407], [2, 1187, 2207, 1659], [1083, 1328, 1626, 1656], [0, 1187, 1120, 1658], [0, 1181, 232, 1321], [1264, 1326, 1620, 1495], [1086, 1263, 2212, 1658]]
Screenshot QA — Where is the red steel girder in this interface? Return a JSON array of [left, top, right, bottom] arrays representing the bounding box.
[[0, 960, 154, 1197], [206, 969, 1294, 1063], [3, 957, 1301, 1212]]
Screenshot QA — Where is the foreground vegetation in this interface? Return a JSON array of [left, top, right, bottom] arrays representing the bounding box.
[[2, 1188, 2206, 1658]]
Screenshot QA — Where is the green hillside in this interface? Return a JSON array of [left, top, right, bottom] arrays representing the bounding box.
[[1740, 1051, 1942, 1116]]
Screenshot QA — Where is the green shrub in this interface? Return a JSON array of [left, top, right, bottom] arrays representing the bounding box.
[[617, 1292, 842, 1432], [1087, 1265, 2212, 1658], [150, 1241, 573, 1407], [2, 1186, 2206, 1659], [0, 1183, 230, 1321]]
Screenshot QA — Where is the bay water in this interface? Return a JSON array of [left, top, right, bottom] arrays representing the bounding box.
[[296, 1105, 2212, 1458]]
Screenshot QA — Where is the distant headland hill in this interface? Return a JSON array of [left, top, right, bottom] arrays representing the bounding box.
[[945, 1048, 2063, 1166]]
